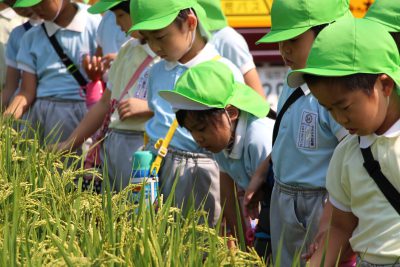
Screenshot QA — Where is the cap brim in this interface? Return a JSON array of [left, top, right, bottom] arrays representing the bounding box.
[[256, 26, 311, 44], [159, 90, 213, 111], [364, 17, 400, 32], [128, 11, 178, 34], [14, 0, 40, 8], [88, 1, 121, 14], [230, 82, 270, 118]]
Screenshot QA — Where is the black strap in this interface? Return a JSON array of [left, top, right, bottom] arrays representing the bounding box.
[[272, 87, 304, 145], [22, 21, 32, 32], [359, 139, 400, 215], [41, 24, 87, 88]]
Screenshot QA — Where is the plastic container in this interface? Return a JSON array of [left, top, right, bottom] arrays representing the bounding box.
[[131, 151, 158, 204]]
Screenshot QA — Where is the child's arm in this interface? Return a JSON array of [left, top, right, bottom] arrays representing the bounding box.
[[117, 98, 154, 121], [1, 66, 20, 110], [56, 90, 111, 151], [3, 71, 36, 119], [309, 203, 357, 267], [243, 68, 266, 99]]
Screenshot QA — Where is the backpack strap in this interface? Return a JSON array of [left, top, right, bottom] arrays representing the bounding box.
[[359, 137, 400, 215], [22, 21, 32, 32]]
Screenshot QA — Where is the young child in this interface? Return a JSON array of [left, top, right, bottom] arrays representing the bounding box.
[[159, 60, 274, 242], [3, 0, 100, 146], [246, 0, 350, 265], [286, 17, 400, 267], [57, 0, 158, 192], [1, 0, 41, 109], [198, 0, 265, 98], [129, 0, 244, 227]]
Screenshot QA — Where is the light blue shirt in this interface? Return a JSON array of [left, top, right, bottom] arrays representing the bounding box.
[[147, 43, 244, 152], [96, 11, 129, 55], [210, 26, 255, 75], [16, 3, 100, 100], [215, 112, 274, 189], [271, 79, 348, 188]]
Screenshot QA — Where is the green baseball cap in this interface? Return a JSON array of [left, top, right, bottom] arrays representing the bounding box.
[[256, 0, 351, 44], [287, 17, 400, 95], [88, 0, 123, 14], [364, 0, 400, 32], [159, 60, 270, 118], [13, 0, 39, 8], [197, 0, 228, 32], [128, 0, 209, 33]]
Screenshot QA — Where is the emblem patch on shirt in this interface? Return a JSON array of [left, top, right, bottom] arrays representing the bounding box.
[[297, 110, 317, 149], [134, 67, 150, 99]]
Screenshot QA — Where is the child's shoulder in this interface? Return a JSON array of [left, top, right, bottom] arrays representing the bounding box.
[[245, 113, 274, 143], [332, 134, 360, 158]]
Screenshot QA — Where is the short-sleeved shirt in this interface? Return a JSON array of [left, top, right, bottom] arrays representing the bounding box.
[[6, 19, 42, 68], [215, 111, 274, 189], [96, 11, 129, 55], [16, 3, 101, 100], [327, 119, 400, 265], [272, 78, 347, 188], [146, 43, 244, 152], [107, 38, 158, 131], [210, 26, 256, 75], [0, 8, 26, 89]]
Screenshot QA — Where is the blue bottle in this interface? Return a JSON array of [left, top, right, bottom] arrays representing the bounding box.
[[131, 151, 158, 204]]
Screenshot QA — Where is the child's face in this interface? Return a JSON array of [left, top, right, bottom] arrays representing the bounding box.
[[279, 29, 315, 70], [309, 75, 393, 136], [31, 0, 63, 21], [112, 9, 131, 33], [183, 110, 236, 153], [139, 14, 197, 62]]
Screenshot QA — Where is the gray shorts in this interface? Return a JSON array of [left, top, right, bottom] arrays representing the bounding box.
[[21, 98, 87, 145], [358, 257, 400, 267], [100, 129, 144, 192], [270, 180, 327, 267], [147, 144, 221, 227]]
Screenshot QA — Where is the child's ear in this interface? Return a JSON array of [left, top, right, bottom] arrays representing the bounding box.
[[225, 105, 240, 121], [186, 12, 198, 32], [378, 74, 395, 97]]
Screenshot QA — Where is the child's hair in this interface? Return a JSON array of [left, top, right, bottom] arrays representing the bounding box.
[[303, 73, 380, 95], [176, 108, 225, 128], [390, 32, 400, 53], [110, 0, 130, 14], [310, 23, 329, 37], [174, 8, 196, 29]]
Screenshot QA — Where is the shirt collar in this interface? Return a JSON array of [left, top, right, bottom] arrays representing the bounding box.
[[359, 119, 400, 148], [164, 43, 219, 71], [0, 8, 17, 20], [299, 83, 311, 96], [43, 4, 86, 36], [223, 112, 248, 160]]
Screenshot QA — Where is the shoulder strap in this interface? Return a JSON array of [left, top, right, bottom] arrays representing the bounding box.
[[272, 87, 304, 145], [41, 24, 87, 88], [359, 138, 400, 215], [23, 21, 32, 32]]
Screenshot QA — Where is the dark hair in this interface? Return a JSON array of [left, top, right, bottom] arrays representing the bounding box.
[[176, 108, 225, 128], [303, 73, 379, 95], [390, 32, 400, 53], [174, 8, 195, 29], [310, 23, 329, 37], [110, 0, 130, 14]]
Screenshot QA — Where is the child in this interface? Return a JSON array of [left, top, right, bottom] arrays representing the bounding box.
[[1, 0, 41, 109], [3, 0, 100, 146], [287, 17, 400, 267], [129, 0, 244, 227], [246, 0, 350, 265], [159, 60, 274, 242], [57, 0, 158, 192], [198, 0, 265, 98]]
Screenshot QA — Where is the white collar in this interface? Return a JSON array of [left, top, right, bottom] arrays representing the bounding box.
[[43, 4, 86, 36], [29, 18, 43, 26], [164, 43, 219, 71], [0, 7, 17, 20], [359, 119, 400, 148], [299, 83, 311, 96], [223, 112, 248, 160]]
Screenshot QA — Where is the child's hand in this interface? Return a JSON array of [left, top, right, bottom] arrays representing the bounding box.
[[82, 55, 104, 82], [243, 187, 264, 219], [100, 53, 117, 70], [117, 98, 147, 121], [301, 230, 325, 261]]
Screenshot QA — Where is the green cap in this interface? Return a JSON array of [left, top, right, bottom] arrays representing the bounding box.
[[287, 17, 400, 95], [159, 60, 270, 118], [88, 0, 123, 14], [128, 0, 208, 33], [364, 0, 400, 32], [197, 0, 228, 31], [256, 0, 351, 44], [14, 0, 40, 8]]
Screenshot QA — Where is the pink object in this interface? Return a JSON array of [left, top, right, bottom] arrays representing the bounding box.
[[80, 80, 104, 108], [339, 256, 357, 267]]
